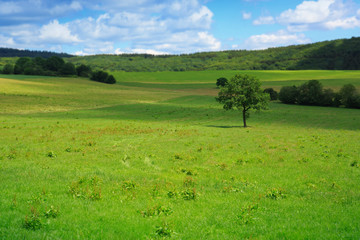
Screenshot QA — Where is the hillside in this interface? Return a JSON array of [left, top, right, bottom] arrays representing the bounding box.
[[0, 48, 73, 58], [1, 37, 360, 72], [66, 37, 360, 72]]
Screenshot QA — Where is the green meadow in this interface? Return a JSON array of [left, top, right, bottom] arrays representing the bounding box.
[[0, 71, 359, 239]]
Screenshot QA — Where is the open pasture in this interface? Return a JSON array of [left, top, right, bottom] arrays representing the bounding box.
[[0, 71, 359, 239]]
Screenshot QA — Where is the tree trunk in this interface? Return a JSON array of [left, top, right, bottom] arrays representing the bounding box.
[[242, 109, 247, 128]]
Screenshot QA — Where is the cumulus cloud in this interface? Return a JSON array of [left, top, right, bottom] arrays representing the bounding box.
[[39, 20, 81, 44], [0, 0, 220, 54], [244, 30, 311, 49], [277, 0, 360, 31]]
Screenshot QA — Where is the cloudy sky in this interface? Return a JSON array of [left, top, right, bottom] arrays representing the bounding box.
[[0, 0, 359, 55]]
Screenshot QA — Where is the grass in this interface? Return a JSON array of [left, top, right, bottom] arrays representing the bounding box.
[[0, 71, 360, 239]]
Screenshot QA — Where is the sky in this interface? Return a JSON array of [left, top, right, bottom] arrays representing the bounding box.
[[0, 0, 359, 55]]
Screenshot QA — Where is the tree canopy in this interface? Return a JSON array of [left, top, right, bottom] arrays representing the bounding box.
[[216, 74, 269, 127]]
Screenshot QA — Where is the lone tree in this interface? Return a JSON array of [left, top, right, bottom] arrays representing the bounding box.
[[216, 74, 269, 127]]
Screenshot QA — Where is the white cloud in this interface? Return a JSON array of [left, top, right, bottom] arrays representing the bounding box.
[[39, 20, 81, 44], [242, 12, 252, 20], [277, 0, 360, 31], [0, 0, 219, 54], [253, 16, 275, 25], [324, 16, 360, 29], [245, 30, 311, 49]]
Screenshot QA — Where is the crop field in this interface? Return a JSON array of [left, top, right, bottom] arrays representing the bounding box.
[[0, 71, 359, 239]]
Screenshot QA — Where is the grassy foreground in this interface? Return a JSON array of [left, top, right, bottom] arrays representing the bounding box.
[[0, 71, 359, 239]]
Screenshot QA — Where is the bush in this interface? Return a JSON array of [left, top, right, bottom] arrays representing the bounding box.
[[297, 80, 324, 105], [91, 70, 116, 84], [279, 86, 298, 104], [216, 77, 228, 87], [60, 62, 77, 75], [321, 88, 335, 106], [339, 84, 357, 108], [91, 70, 109, 83], [264, 88, 278, 100], [76, 64, 92, 77]]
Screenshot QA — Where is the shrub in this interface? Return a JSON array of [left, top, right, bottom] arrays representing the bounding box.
[[279, 86, 298, 104], [60, 62, 77, 75], [297, 80, 324, 105], [2, 64, 13, 74], [339, 84, 360, 108], [91, 70, 109, 83], [76, 64, 92, 77], [216, 77, 228, 87], [264, 88, 278, 100]]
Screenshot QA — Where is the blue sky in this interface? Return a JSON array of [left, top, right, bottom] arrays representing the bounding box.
[[0, 0, 359, 55]]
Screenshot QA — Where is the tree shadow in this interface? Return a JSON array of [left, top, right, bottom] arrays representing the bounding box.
[[206, 125, 244, 129]]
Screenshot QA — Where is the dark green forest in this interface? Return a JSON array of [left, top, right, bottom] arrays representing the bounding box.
[[1, 37, 360, 72], [66, 37, 360, 72], [0, 48, 73, 58]]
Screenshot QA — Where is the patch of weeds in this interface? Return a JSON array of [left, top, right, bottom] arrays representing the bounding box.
[[299, 157, 309, 163], [350, 160, 359, 168], [46, 151, 56, 158], [141, 205, 173, 218], [23, 206, 42, 230], [151, 184, 161, 197], [85, 141, 96, 146], [167, 190, 178, 199], [183, 176, 196, 188], [181, 188, 197, 200], [236, 158, 249, 165], [155, 222, 174, 238], [69, 176, 102, 200], [44, 205, 59, 218], [237, 203, 259, 225], [266, 188, 286, 200], [7, 149, 17, 160], [180, 168, 197, 176], [174, 154, 182, 160], [217, 163, 227, 170], [121, 180, 137, 191]]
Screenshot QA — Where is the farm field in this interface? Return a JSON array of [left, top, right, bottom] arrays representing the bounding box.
[[0, 70, 360, 239]]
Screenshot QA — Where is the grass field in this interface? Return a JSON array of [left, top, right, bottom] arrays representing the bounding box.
[[0, 71, 360, 239]]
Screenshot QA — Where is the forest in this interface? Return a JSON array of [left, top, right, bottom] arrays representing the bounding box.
[[66, 37, 360, 72], [1, 37, 360, 72]]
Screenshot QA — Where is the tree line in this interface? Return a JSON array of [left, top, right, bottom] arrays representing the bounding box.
[[65, 37, 360, 72], [217, 77, 360, 109], [0, 48, 73, 58], [0, 56, 116, 84], [279, 80, 360, 109]]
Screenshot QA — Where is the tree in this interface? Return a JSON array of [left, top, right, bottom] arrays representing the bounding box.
[[105, 75, 116, 84], [76, 64, 92, 77], [2, 64, 13, 74], [279, 86, 298, 104], [91, 70, 109, 83], [264, 88, 278, 100], [297, 80, 324, 105], [216, 77, 228, 88], [45, 56, 65, 72], [60, 62, 77, 75], [14, 57, 31, 74], [216, 74, 269, 127], [339, 84, 357, 107]]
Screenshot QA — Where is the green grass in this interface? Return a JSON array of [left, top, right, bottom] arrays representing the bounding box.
[[0, 71, 360, 239]]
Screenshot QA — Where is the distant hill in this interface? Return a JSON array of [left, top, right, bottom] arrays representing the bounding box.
[[67, 37, 360, 72], [2, 37, 360, 71], [0, 48, 73, 58]]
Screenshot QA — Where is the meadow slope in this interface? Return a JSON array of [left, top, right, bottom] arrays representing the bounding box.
[[0, 71, 359, 239]]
